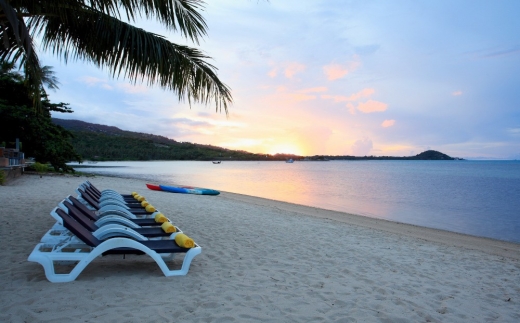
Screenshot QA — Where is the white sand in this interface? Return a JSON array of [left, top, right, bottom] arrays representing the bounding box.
[[0, 174, 519, 322]]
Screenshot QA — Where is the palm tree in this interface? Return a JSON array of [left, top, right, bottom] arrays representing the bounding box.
[[0, 0, 232, 113]]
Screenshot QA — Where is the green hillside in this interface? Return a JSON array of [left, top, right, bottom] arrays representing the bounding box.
[[52, 118, 297, 161]]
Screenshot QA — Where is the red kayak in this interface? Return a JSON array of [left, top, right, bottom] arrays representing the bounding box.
[[146, 183, 162, 191]]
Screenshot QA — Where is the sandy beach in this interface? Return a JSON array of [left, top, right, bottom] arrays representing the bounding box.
[[1, 174, 519, 322]]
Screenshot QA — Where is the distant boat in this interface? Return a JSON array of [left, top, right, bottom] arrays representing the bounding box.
[[286, 159, 294, 163], [212, 161, 221, 164], [87, 161, 98, 164]]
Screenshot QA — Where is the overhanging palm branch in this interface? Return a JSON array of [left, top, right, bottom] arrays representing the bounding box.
[[1, 0, 232, 113]]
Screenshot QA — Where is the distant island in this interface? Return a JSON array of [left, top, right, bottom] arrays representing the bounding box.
[[52, 118, 462, 161], [312, 150, 462, 161]]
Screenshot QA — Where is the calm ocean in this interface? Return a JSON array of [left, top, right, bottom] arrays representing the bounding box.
[[73, 160, 520, 243]]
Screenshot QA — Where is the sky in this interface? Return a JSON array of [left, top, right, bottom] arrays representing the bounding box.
[[43, 0, 520, 159]]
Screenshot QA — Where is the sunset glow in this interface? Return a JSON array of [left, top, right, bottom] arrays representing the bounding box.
[[47, 1, 520, 159], [267, 144, 305, 156]]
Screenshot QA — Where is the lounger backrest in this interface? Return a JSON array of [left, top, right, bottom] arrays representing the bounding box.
[[55, 208, 101, 247], [86, 186, 101, 199], [63, 201, 99, 232], [86, 181, 101, 195], [77, 188, 100, 210], [68, 196, 98, 221]]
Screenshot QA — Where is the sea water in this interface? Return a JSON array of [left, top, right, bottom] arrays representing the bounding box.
[[72, 160, 520, 243]]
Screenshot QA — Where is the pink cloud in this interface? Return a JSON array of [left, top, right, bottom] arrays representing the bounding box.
[[323, 64, 349, 80], [321, 94, 350, 102], [80, 76, 106, 86], [284, 62, 306, 78], [300, 86, 328, 93], [268, 68, 278, 78], [381, 119, 395, 127], [346, 103, 356, 115], [347, 88, 375, 101], [356, 100, 388, 113], [321, 88, 375, 103], [273, 86, 324, 103], [452, 90, 463, 96], [323, 60, 361, 81]]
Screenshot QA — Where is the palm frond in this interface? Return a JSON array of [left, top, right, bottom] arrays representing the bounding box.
[[37, 7, 231, 112], [25, 0, 208, 44], [89, 0, 208, 43], [41, 65, 60, 90], [0, 0, 33, 53], [1, 0, 44, 112]]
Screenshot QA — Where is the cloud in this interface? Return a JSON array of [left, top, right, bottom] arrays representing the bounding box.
[[481, 46, 520, 58], [273, 86, 327, 102], [356, 100, 388, 113], [346, 103, 356, 115], [346, 88, 375, 101], [323, 59, 361, 81], [321, 88, 375, 103], [452, 90, 463, 96], [507, 128, 520, 135], [284, 62, 306, 78], [300, 87, 328, 93], [323, 64, 349, 80], [79, 76, 107, 87], [351, 138, 373, 156], [268, 68, 278, 78], [116, 83, 149, 94], [78, 76, 148, 94], [381, 119, 395, 128]]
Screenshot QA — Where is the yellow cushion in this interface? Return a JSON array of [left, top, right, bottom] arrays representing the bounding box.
[[154, 213, 168, 223], [175, 233, 195, 248], [145, 204, 155, 212], [137, 196, 146, 202], [161, 222, 176, 233], [131, 191, 138, 196], [141, 201, 149, 207], [134, 194, 141, 200]]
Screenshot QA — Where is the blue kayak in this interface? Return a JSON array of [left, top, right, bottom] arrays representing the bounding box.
[[159, 184, 220, 196]]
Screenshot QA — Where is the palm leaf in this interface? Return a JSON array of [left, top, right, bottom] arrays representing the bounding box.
[[85, 0, 208, 43], [35, 6, 231, 112], [1, 0, 44, 112]]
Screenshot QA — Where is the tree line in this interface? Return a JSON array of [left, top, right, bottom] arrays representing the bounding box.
[[68, 130, 298, 161]]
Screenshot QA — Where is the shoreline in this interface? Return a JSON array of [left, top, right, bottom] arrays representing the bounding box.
[[221, 191, 520, 260], [52, 170, 520, 256], [23, 171, 520, 259], [1, 174, 519, 322]]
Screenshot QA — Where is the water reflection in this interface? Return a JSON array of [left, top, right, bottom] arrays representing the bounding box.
[[72, 160, 520, 242]]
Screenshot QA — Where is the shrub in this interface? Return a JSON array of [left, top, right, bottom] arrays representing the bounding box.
[[33, 162, 49, 174]]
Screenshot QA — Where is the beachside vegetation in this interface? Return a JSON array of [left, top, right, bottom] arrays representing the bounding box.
[[0, 0, 232, 113], [31, 162, 49, 174], [0, 62, 81, 171]]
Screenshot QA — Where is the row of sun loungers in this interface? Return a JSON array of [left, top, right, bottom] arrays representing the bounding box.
[[28, 181, 202, 283]]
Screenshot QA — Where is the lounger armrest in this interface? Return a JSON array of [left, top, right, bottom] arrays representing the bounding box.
[[99, 194, 126, 203], [95, 216, 141, 228], [98, 206, 137, 218], [98, 199, 131, 209], [92, 224, 148, 241]]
